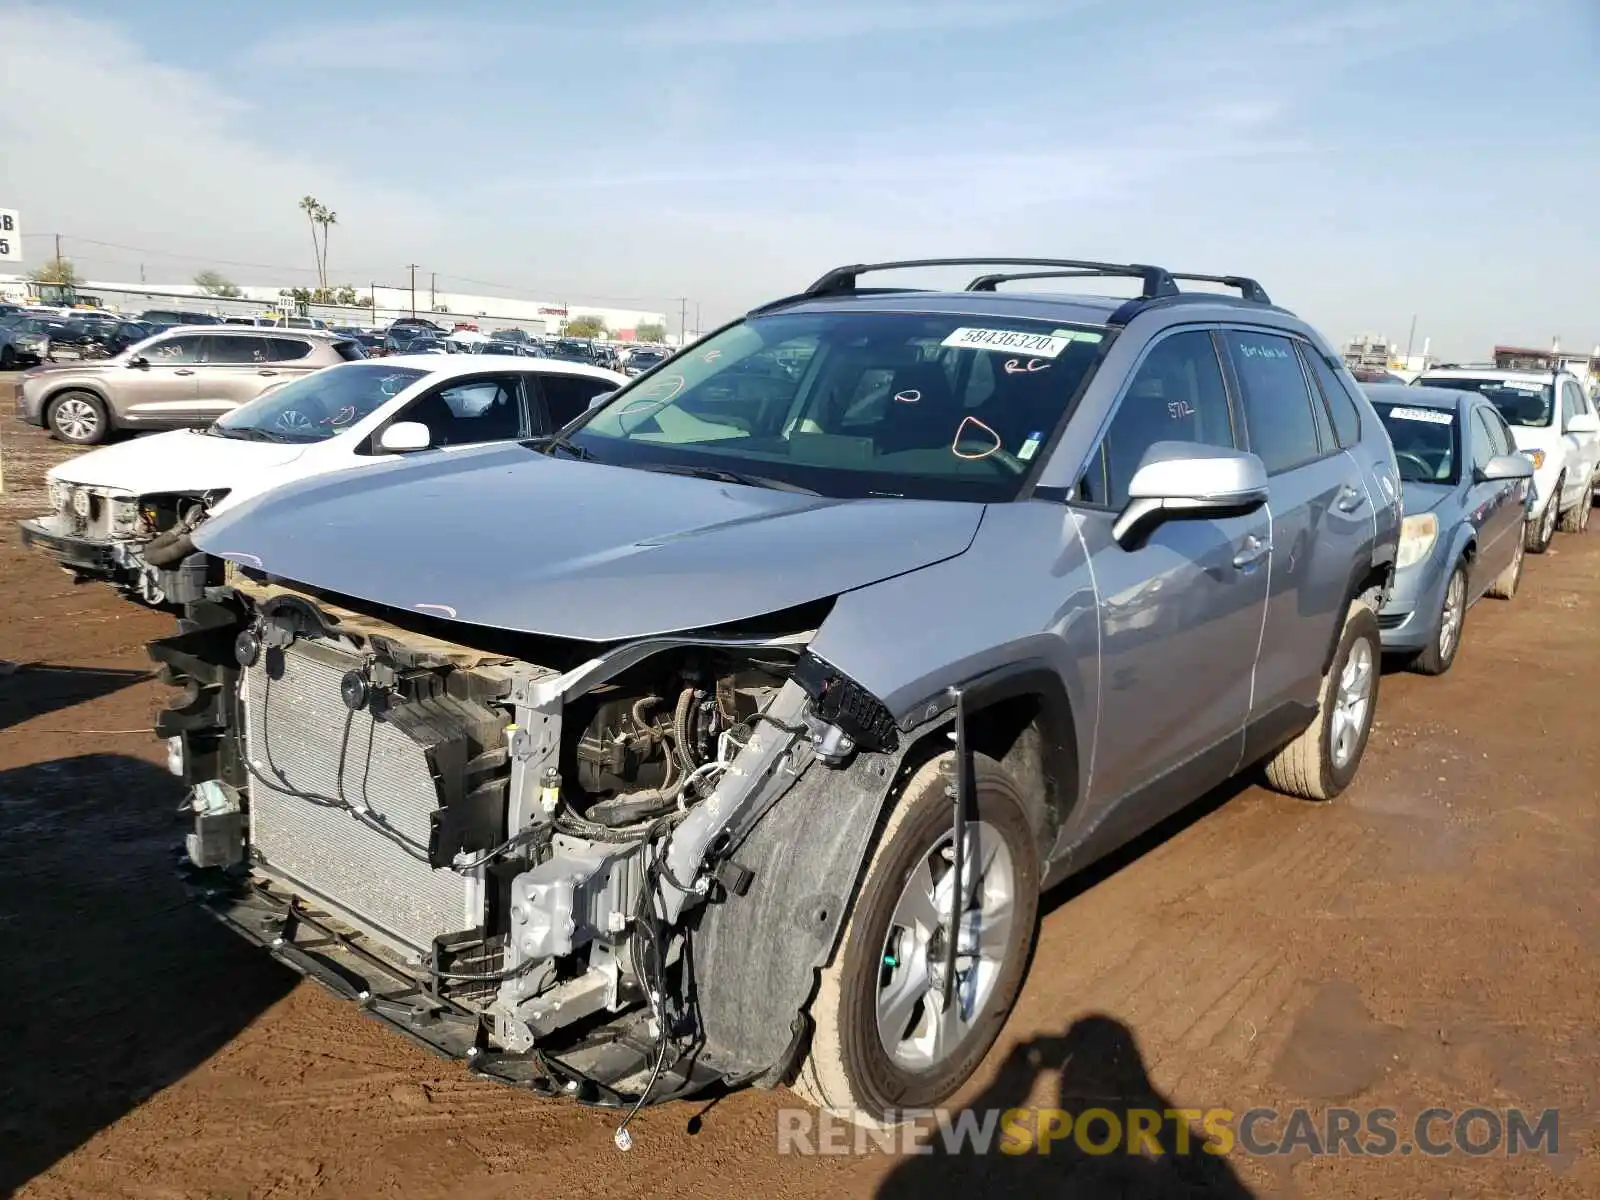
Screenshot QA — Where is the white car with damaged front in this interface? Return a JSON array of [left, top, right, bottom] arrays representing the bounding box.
[[18, 353, 625, 608]]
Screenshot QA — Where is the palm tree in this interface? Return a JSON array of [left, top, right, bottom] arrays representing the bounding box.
[[315, 206, 338, 290], [298, 195, 323, 286]]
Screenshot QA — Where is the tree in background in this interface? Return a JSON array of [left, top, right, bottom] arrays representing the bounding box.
[[334, 285, 359, 306], [298, 195, 323, 285], [635, 321, 666, 343], [565, 314, 607, 338], [194, 269, 243, 298], [28, 258, 81, 286], [316, 206, 338, 288]]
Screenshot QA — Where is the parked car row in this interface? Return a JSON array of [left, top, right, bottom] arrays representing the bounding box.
[[10, 256, 1575, 1132]]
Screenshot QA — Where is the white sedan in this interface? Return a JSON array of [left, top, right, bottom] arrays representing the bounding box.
[[18, 353, 624, 608]]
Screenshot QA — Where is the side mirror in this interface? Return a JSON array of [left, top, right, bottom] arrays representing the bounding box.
[[1112, 442, 1269, 548], [588, 390, 617, 410], [1565, 412, 1599, 434], [1480, 452, 1534, 482], [127, 355, 149, 369], [378, 420, 432, 453]]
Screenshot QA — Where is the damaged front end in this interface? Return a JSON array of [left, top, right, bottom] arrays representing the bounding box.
[[20, 485, 225, 609], [152, 571, 900, 1110]]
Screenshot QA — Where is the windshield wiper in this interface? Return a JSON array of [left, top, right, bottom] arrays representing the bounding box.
[[209, 423, 289, 443], [635, 462, 821, 495], [532, 432, 593, 460]]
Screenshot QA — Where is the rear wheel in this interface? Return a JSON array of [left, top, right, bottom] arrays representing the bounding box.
[[1410, 563, 1467, 676], [1263, 602, 1380, 801], [1527, 478, 1561, 553], [1485, 536, 1523, 600], [0, 345, 14, 370], [794, 755, 1040, 1122], [46, 391, 110, 445]]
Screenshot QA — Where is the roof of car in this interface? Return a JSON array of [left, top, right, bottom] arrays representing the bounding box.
[[376, 353, 623, 382], [759, 287, 1297, 331], [157, 324, 350, 340], [1362, 383, 1466, 410], [1421, 366, 1561, 383]]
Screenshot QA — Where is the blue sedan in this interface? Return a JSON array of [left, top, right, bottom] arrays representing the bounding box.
[[1365, 384, 1534, 675]]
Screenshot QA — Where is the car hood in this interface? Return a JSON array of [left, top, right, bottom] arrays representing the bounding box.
[[194, 445, 986, 641], [1504, 425, 1556, 452], [1399, 481, 1455, 516], [47, 428, 307, 495]]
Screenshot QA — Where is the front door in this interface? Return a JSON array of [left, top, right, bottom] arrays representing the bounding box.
[[1070, 328, 1270, 837], [1470, 404, 1527, 585], [115, 332, 203, 425]]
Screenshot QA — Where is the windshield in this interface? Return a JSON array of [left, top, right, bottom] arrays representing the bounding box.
[[1376, 402, 1459, 484], [213, 362, 427, 443], [568, 310, 1109, 501], [630, 353, 664, 367], [1424, 376, 1552, 428]]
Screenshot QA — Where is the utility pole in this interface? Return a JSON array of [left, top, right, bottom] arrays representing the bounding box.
[[675, 296, 688, 347], [430, 272, 437, 312], [139, 263, 146, 284], [406, 264, 419, 318], [694, 301, 701, 340], [370, 280, 378, 326], [53, 232, 61, 272]]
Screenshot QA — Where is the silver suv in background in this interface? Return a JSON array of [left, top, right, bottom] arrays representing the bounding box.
[[14, 326, 363, 444], [156, 257, 1399, 1129]]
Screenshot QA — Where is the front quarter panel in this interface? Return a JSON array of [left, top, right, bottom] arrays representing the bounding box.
[[804, 499, 1099, 818]]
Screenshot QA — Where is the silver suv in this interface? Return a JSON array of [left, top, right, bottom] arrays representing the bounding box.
[[154, 257, 1399, 1128], [15, 326, 362, 444]]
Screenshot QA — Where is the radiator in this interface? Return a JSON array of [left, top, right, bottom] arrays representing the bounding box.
[[242, 640, 482, 960]]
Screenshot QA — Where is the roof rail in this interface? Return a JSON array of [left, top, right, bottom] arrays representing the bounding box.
[[1166, 273, 1271, 305], [965, 267, 1269, 305], [804, 258, 1181, 302]]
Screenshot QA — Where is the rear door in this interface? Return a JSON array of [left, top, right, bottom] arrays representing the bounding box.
[[1222, 329, 1369, 722], [1469, 403, 1524, 585], [1561, 379, 1600, 494], [191, 334, 282, 416]]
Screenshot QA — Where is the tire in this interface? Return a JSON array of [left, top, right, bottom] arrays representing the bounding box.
[[1263, 602, 1381, 801], [1558, 483, 1591, 533], [1485, 535, 1524, 600], [794, 754, 1040, 1123], [46, 390, 110, 445], [1527, 477, 1561, 553], [1409, 563, 1467, 676], [0, 345, 14, 370]]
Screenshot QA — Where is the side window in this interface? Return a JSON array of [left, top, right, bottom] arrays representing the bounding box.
[[1481, 407, 1514, 457], [538, 373, 616, 430], [200, 335, 274, 364], [144, 335, 205, 364], [1223, 331, 1325, 474], [1079, 329, 1234, 507], [1471, 410, 1498, 474], [263, 338, 313, 362], [1562, 381, 1585, 429], [402, 375, 525, 446], [1302, 347, 1362, 448]]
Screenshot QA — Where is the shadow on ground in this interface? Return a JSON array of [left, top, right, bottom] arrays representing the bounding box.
[[0, 754, 295, 1195], [877, 1014, 1256, 1199], [0, 663, 153, 732]]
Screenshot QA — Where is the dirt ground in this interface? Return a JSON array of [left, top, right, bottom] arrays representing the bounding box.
[[0, 414, 1594, 1200]]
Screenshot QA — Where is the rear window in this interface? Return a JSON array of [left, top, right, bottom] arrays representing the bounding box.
[[1424, 376, 1552, 428], [262, 337, 314, 362]]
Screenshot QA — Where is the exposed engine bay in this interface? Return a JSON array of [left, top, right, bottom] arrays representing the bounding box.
[[152, 570, 904, 1121], [26, 483, 225, 608]]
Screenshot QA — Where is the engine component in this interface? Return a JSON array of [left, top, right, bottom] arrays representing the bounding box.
[[507, 837, 647, 960], [186, 779, 244, 868]]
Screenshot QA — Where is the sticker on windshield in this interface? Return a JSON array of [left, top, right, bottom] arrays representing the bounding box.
[[941, 327, 1071, 358], [1386, 406, 1453, 425], [1017, 430, 1044, 461], [1052, 329, 1104, 343]]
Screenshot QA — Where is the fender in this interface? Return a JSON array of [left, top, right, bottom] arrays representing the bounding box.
[[40, 378, 115, 418], [690, 661, 1080, 1083]]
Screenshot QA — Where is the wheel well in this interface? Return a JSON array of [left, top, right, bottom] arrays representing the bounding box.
[[893, 689, 1077, 856]]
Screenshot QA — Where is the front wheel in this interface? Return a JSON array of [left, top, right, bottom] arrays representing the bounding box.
[[1558, 484, 1591, 534], [1527, 479, 1561, 553], [1485, 536, 1523, 600], [794, 755, 1040, 1122], [1263, 602, 1381, 801], [1409, 563, 1467, 676], [46, 390, 111, 445]]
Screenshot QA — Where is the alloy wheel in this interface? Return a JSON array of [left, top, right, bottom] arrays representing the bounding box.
[[1437, 570, 1465, 662], [1330, 638, 1374, 770], [53, 398, 100, 441]]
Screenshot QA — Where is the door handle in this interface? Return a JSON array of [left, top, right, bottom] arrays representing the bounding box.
[[1335, 484, 1365, 513], [174, 368, 194, 376], [257, 370, 278, 376], [1232, 535, 1268, 569]]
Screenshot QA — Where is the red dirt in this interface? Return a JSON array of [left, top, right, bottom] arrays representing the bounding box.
[[0, 416, 1593, 1199]]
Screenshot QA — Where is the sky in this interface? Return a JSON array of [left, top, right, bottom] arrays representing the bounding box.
[[1, 0, 1597, 355]]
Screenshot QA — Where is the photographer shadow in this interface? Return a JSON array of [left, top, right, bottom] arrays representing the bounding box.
[[877, 1013, 1256, 1199]]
